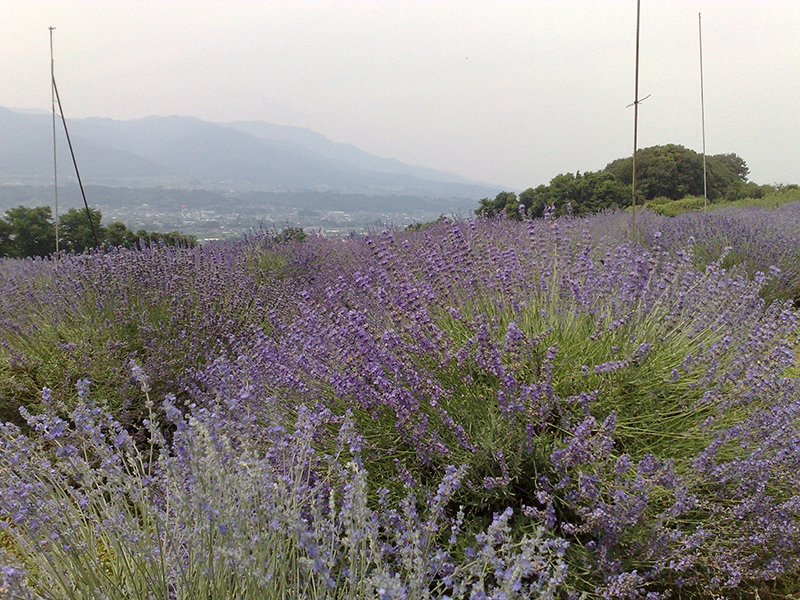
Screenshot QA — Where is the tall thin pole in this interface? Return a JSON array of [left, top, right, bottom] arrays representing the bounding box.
[[52, 75, 100, 248], [50, 26, 59, 256], [699, 12, 708, 209], [631, 0, 642, 232]]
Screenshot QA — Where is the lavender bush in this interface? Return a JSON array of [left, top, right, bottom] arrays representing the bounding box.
[[0, 239, 280, 429], [632, 200, 800, 304], [1, 204, 800, 598], [207, 211, 800, 596], [0, 374, 569, 599]]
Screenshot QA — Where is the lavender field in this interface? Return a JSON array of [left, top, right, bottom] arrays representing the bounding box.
[[1, 204, 799, 599]]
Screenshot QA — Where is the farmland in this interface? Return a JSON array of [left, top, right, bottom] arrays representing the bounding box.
[[2, 203, 800, 599]]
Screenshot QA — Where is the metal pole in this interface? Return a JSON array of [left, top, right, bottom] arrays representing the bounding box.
[[52, 75, 100, 248], [50, 26, 59, 256], [631, 0, 641, 232], [699, 12, 708, 209]]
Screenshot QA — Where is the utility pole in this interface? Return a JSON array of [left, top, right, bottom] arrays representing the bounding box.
[[50, 26, 59, 256], [631, 0, 641, 231], [630, 0, 645, 233], [699, 12, 708, 209]]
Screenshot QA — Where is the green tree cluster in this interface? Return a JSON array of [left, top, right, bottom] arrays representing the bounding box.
[[476, 144, 756, 219], [604, 144, 751, 201], [0, 206, 196, 258], [0, 206, 56, 257]]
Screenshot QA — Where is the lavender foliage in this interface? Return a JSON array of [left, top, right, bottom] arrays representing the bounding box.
[[1, 204, 800, 598], [0, 381, 568, 599]]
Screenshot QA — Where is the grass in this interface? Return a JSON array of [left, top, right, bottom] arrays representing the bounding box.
[[646, 186, 800, 217]]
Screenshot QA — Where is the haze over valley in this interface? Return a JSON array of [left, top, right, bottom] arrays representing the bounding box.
[[0, 106, 498, 237]]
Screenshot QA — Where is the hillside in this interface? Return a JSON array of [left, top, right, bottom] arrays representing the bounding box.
[[2, 206, 800, 598]]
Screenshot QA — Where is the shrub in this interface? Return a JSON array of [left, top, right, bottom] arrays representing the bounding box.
[[2, 206, 800, 598], [0, 374, 570, 599], [0, 240, 270, 428], [645, 195, 707, 216], [200, 213, 800, 596], [634, 201, 800, 304]]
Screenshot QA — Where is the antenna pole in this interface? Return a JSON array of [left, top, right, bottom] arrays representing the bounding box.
[[50, 26, 59, 256], [699, 12, 708, 209], [631, 0, 642, 233]]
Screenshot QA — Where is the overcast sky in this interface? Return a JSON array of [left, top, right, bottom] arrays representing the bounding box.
[[3, 1, 799, 190]]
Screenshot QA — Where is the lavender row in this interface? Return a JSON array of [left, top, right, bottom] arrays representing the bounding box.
[[1, 204, 799, 597], [202, 212, 800, 595], [631, 200, 800, 303]]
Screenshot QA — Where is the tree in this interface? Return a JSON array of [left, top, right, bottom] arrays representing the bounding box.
[[152, 231, 197, 247], [712, 152, 749, 182], [475, 146, 763, 219], [0, 219, 14, 257], [475, 191, 519, 218], [0, 205, 196, 257], [274, 227, 307, 243], [133, 230, 197, 248], [105, 221, 137, 248], [521, 171, 629, 218], [476, 172, 628, 220], [2, 206, 56, 257], [58, 207, 105, 253], [604, 144, 749, 201]]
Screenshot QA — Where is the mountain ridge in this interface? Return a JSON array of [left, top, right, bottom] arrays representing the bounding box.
[[0, 106, 503, 198]]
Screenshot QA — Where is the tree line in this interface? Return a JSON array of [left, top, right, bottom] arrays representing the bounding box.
[[476, 144, 777, 219], [0, 205, 197, 258]]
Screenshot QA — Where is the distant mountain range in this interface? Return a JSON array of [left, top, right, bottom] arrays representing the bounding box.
[[0, 106, 502, 198]]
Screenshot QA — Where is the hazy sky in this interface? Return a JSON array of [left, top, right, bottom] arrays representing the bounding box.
[[3, 1, 799, 190]]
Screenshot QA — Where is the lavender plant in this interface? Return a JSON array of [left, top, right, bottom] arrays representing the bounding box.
[[633, 200, 800, 304], [2, 204, 799, 598], [0, 371, 570, 599], [206, 211, 800, 596], [0, 239, 276, 428]]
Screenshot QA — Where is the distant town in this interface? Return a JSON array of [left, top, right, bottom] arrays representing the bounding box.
[[0, 182, 477, 241]]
